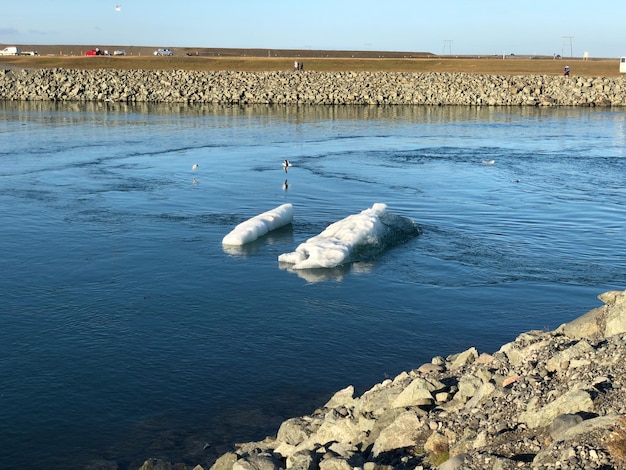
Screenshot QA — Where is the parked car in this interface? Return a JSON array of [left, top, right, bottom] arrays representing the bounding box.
[[0, 46, 19, 56], [85, 48, 106, 56], [113, 50, 126, 56], [154, 48, 173, 56]]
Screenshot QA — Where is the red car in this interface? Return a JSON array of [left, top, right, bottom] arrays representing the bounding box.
[[85, 48, 105, 56]]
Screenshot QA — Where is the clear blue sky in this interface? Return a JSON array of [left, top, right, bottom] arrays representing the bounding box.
[[2, 0, 626, 58]]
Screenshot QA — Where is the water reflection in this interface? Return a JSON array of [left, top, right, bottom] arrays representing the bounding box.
[[278, 261, 353, 283], [4, 100, 623, 125]]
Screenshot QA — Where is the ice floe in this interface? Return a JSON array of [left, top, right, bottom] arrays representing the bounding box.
[[222, 203, 294, 246], [278, 203, 420, 270]]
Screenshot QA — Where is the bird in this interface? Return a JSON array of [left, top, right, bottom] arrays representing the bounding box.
[[282, 179, 289, 191], [282, 160, 291, 173], [481, 160, 495, 165], [192, 164, 199, 171]]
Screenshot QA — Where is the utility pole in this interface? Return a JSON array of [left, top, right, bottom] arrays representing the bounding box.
[[442, 40, 452, 56], [562, 36, 574, 58]]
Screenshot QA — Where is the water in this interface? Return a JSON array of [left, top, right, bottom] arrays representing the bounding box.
[[0, 102, 624, 469]]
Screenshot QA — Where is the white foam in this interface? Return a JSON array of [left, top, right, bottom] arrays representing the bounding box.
[[278, 203, 389, 269], [222, 203, 294, 246]]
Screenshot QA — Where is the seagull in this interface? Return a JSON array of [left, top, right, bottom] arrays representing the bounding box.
[[192, 164, 199, 171], [282, 160, 291, 173], [115, 5, 121, 11]]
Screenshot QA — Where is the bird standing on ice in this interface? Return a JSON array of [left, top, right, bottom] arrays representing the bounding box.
[[192, 164, 199, 171], [282, 160, 291, 173]]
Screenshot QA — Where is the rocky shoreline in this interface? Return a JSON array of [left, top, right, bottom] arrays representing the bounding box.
[[2, 68, 626, 106], [133, 290, 626, 470]]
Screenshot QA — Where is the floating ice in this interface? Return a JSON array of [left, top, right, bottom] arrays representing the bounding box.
[[278, 203, 419, 270], [222, 203, 294, 246]]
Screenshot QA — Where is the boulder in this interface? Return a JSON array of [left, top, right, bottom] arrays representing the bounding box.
[[371, 411, 423, 457], [519, 389, 594, 429], [558, 290, 626, 339]]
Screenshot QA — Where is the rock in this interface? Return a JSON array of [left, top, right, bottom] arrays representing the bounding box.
[[418, 363, 445, 374], [545, 339, 594, 372], [139, 459, 173, 470], [424, 431, 449, 454], [285, 450, 317, 470], [519, 389, 594, 429], [318, 456, 352, 470], [210, 452, 239, 470], [4, 69, 626, 106], [456, 374, 482, 402], [323, 385, 355, 409], [371, 411, 423, 457], [277, 417, 317, 446], [559, 289, 626, 339], [501, 375, 521, 388], [391, 377, 445, 408], [447, 347, 478, 370], [313, 413, 362, 446], [550, 413, 583, 441], [232, 454, 281, 470], [604, 290, 626, 336]]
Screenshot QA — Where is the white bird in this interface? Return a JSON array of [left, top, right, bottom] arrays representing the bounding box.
[[192, 164, 199, 171], [481, 160, 495, 165], [282, 160, 291, 173], [115, 5, 121, 11]]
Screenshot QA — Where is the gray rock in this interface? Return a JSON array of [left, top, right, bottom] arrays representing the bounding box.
[[519, 389, 594, 429], [391, 377, 445, 408], [371, 410, 423, 457], [447, 347, 478, 370], [285, 451, 317, 470], [550, 413, 583, 441], [4, 69, 626, 106], [210, 452, 239, 470], [232, 454, 281, 470], [277, 417, 317, 446]]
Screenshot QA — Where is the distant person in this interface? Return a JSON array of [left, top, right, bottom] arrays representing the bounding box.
[[299, 61, 304, 71], [294, 61, 299, 72], [564, 65, 570, 77]]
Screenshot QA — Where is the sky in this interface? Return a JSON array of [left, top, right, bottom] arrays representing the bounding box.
[[2, 1, 626, 58]]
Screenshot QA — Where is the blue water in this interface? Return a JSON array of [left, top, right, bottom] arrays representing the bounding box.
[[0, 102, 624, 469]]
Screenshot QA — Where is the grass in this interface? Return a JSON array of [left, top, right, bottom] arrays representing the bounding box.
[[1, 54, 623, 76], [607, 416, 626, 463]]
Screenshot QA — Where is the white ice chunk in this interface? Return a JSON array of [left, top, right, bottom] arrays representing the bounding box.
[[278, 203, 389, 269], [223, 203, 294, 246]]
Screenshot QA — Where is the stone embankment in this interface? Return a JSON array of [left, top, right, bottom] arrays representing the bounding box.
[[2, 68, 626, 106], [138, 290, 626, 470]]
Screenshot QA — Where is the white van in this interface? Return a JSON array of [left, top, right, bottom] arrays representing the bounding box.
[[620, 57, 626, 73], [0, 46, 19, 56]]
